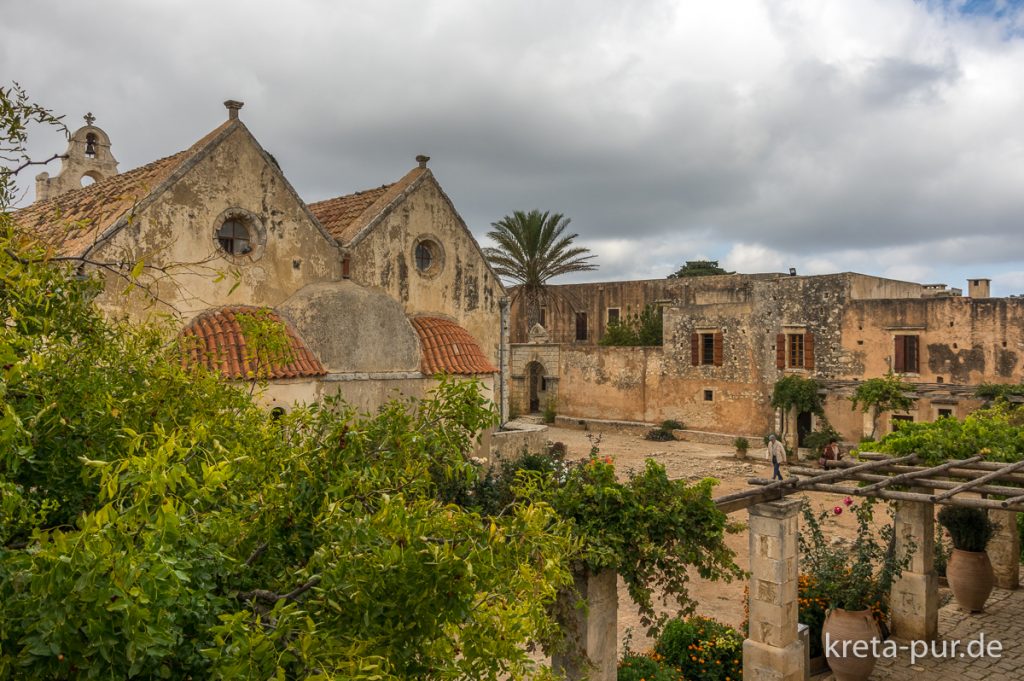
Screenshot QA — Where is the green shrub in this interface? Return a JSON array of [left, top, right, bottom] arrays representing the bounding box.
[[655, 616, 742, 681], [938, 506, 994, 552], [733, 436, 750, 454], [543, 398, 557, 424], [644, 428, 675, 442], [803, 418, 841, 456], [617, 653, 681, 681], [661, 419, 684, 431], [935, 521, 950, 577]]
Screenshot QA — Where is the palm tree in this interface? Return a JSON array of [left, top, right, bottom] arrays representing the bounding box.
[[484, 210, 597, 332]]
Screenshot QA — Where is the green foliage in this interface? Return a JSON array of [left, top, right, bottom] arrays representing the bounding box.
[[599, 304, 664, 346], [543, 396, 557, 424], [483, 209, 597, 327], [0, 82, 576, 674], [803, 418, 841, 456], [850, 373, 916, 439], [975, 383, 1024, 400], [799, 498, 910, 612], [667, 260, 733, 278], [457, 445, 744, 635], [654, 616, 742, 681], [644, 427, 676, 442], [734, 436, 749, 453], [875, 402, 1024, 465], [938, 506, 994, 552], [617, 652, 680, 680], [661, 419, 683, 431], [770, 375, 824, 415]]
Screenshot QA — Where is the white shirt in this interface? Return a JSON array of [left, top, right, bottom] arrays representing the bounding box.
[[766, 440, 785, 462]]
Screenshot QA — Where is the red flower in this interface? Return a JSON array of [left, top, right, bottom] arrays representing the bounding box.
[[843, 496, 853, 506], [833, 506, 843, 515]]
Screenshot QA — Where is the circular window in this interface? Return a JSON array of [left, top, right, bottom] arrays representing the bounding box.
[[213, 209, 266, 262], [217, 218, 251, 256], [415, 242, 434, 271], [412, 237, 444, 276]]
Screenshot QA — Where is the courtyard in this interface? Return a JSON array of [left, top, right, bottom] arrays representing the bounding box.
[[534, 423, 1024, 679]]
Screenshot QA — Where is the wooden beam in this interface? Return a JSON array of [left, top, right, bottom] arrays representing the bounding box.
[[787, 466, 1024, 498], [758, 480, 1024, 512], [932, 459, 1024, 502], [856, 456, 984, 493], [828, 460, 1024, 486]]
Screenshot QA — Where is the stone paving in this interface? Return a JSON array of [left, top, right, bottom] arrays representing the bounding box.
[[816, 581, 1024, 680]]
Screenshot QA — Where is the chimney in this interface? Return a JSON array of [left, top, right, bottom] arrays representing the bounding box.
[[416, 154, 430, 169], [224, 100, 244, 120], [968, 278, 991, 299]]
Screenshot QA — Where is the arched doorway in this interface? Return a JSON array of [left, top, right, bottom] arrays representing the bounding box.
[[527, 361, 545, 413]]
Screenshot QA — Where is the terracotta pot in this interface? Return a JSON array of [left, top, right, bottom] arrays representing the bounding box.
[[822, 608, 880, 681], [947, 548, 994, 612]]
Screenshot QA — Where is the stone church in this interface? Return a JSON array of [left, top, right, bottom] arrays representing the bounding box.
[[16, 101, 507, 416]]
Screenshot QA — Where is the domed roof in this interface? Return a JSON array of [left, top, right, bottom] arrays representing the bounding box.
[[410, 316, 498, 375]]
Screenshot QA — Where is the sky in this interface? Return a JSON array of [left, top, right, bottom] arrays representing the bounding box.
[[4, 0, 1024, 294]]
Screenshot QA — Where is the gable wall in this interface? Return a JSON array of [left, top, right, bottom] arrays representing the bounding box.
[[91, 126, 342, 322], [347, 177, 503, 364]]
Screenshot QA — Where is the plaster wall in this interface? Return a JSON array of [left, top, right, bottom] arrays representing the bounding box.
[[347, 176, 503, 366], [91, 126, 341, 322]]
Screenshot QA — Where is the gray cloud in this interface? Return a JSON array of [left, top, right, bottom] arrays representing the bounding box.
[[4, 0, 1024, 294]]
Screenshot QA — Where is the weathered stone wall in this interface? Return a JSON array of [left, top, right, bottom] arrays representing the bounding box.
[[92, 126, 342, 322], [509, 342, 560, 416], [348, 176, 504, 366]]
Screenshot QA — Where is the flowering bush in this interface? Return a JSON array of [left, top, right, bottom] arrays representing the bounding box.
[[799, 498, 911, 613], [654, 616, 742, 681]]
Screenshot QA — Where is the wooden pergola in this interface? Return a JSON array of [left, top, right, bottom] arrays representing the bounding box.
[[711, 453, 1024, 681]]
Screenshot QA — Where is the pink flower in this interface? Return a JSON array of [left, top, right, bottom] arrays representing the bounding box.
[[843, 496, 853, 506], [833, 506, 843, 515]]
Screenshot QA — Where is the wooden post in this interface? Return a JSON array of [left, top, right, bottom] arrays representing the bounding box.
[[743, 498, 805, 681]]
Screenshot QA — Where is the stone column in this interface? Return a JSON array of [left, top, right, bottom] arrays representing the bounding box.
[[552, 567, 617, 681], [890, 490, 938, 640], [987, 509, 1020, 590], [743, 498, 805, 681]]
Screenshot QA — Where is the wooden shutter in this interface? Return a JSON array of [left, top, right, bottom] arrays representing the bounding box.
[[713, 332, 723, 366], [691, 332, 699, 366], [804, 332, 815, 369], [894, 336, 905, 373], [776, 334, 786, 369]]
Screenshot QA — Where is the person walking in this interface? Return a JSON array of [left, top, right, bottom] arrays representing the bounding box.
[[766, 434, 786, 481]]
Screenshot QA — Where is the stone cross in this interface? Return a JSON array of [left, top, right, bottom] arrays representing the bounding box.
[[84, 112, 96, 126]]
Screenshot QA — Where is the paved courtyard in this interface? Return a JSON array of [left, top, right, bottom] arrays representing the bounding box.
[[827, 581, 1024, 680]]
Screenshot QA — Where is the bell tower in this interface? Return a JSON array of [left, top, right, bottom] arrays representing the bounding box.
[[35, 112, 120, 202]]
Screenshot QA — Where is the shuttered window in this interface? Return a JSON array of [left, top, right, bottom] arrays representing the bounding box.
[[894, 335, 919, 373], [777, 332, 815, 369], [691, 332, 723, 366], [575, 312, 588, 341]]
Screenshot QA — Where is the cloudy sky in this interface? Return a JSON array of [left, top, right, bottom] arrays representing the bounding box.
[[4, 0, 1024, 294]]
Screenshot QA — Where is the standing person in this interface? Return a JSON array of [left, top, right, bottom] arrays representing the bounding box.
[[766, 434, 786, 481]]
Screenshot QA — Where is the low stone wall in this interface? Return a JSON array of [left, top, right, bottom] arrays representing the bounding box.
[[490, 421, 549, 462]]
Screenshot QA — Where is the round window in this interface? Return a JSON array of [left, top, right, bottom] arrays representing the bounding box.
[[415, 241, 434, 272], [217, 218, 252, 256]]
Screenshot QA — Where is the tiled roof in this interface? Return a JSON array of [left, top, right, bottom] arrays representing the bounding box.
[[178, 306, 327, 380], [410, 316, 498, 376], [13, 121, 234, 256], [308, 166, 426, 245]]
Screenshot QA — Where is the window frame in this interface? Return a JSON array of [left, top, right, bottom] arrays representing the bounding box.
[[575, 312, 588, 341], [894, 335, 920, 374]]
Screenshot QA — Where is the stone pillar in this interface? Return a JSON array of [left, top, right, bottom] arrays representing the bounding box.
[[890, 490, 938, 640], [743, 498, 805, 681], [987, 509, 1020, 590], [552, 567, 617, 681]]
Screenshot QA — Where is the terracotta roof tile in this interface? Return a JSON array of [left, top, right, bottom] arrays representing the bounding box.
[[308, 166, 426, 245], [178, 306, 327, 380], [410, 316, 498, 376], [13, 121, 234, 256]]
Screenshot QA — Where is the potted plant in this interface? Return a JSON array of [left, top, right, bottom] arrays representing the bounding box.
[[800, 498, 911, 681], [938, 505, 995, 612], [734, 436, 749, 459]]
